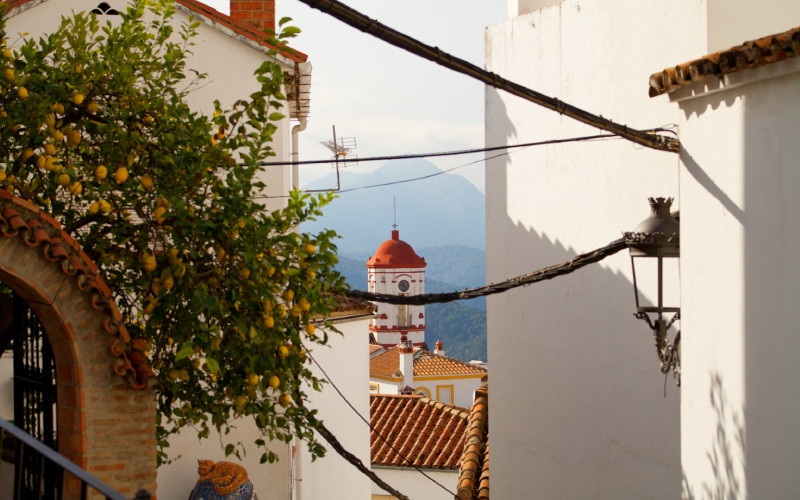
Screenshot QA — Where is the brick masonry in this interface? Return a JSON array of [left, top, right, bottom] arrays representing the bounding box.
[[0, 190, 157, 497]]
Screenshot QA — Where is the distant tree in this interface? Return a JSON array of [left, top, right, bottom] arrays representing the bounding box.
[[0, 0, 344, 464]]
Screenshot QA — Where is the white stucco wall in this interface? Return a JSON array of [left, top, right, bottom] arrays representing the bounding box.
[[485, 1, 704, 497], [296, 316, 372, 500], [371, 467, 458, 500], [672, 56, 800, 499]]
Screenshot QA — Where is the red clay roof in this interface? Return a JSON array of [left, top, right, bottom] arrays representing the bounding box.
[[370, 346, 488, 378], [649, 26, 800, 97], [367, 230, 426, 269], [0, 189, 154, 389], [370, 394, 469, 470], [456, 385, 489, 500], [2, 0, 307, 63]]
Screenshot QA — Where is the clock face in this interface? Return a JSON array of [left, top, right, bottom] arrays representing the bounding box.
[[398, 279, 410, 292]]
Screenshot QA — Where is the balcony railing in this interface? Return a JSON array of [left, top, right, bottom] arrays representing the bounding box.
[[0, 417, 150, 500]]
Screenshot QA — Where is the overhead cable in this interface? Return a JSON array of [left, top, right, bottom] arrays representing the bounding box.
[[346, 237, 629, 304], [305, 350, 456, 497], [257, 133, 618, 166], [294, 0, 680, 153], [253, 133, 620, 198]]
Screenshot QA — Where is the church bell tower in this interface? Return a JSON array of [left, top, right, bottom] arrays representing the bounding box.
[[366, 229, 426, 347]]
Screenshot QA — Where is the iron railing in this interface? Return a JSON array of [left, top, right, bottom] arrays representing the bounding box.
[[0, 416, 150, 500]]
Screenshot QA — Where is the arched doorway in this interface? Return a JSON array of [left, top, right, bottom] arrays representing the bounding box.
[[0, 190, 157, 496]]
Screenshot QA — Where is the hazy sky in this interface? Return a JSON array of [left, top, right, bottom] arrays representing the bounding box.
[[205, 0, 506, 192]]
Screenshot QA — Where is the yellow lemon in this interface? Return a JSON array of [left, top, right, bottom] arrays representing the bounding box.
[[57, 173, 70, 186], [305, 323, 316, 336], [268, 375, 280, 389], [35, 156, 46, 169], [234, 395, 247, 411], [21, 148, 33, 161], [72, 93, 85, 106], [44, 143, 56, 155], [248, 374, 259, 386], [3, 68, 12, 81], [278, 345, 289, 358], [114, 166, 128, 184], [143, 255, 157, 272], [51, 129, 64, 142], [153, 206, 167, 224], [240, 268, 251, 280], [17, 86, 27, 99], [262, 315, 275, 329], [283, 289, 294, 302], [68, 181, 82, 195], [305, 244, 316, 255], [279, 393, 291, 407], [140, 174, 153, 190], [0, 170, 5, 183], [52, 102, 65, 115], [86, 101, 98, 113], [88, 201, 100, 215], [66, 129, 81, 147], [44, 114, 55, 127], [98, 199, 112, 213], [95, 165, 107, 180]]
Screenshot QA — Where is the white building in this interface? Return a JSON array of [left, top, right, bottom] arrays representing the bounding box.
[[367, 229, 427, 347], [486, 0, 800, 498]]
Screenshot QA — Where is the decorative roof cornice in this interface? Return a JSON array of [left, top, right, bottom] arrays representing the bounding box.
[[649, 26, 800, 97], [0, 189, 155, 389]]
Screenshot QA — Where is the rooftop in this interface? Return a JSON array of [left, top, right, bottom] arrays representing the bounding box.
[[370, 394, 469, 470], [456, 385, 489, 500], [649, 26, 800, 97], [370, 346, 488, 379]]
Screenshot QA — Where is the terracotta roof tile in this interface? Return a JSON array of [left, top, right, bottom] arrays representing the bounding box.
[[456, 385, 489, 500], [370, 394, 469, 470], [370, 346, 488, 379], [649, 26, 800, 97], [414, 350, 487, 377], [0, 188, 155, 389]]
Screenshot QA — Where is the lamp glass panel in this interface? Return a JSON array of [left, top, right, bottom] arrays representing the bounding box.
[[632, 255, 680, 312]]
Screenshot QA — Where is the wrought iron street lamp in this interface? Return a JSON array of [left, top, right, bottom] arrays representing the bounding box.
[[624, 197, 681, 383]]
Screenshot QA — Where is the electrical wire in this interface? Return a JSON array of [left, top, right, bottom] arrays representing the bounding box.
[[295, 0, 680, 153], [253, 133, 621, 199], [346, 236, 629, 304], [257, 133, 618, 166], [305, 349, 458, 498]]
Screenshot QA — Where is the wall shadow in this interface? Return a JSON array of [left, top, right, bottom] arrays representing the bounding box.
[[485, 88, 681, 499]]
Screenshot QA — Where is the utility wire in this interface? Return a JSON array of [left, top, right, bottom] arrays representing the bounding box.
[[305, 350, 457, 498], [294, 0, 680, 153], [346, 237, 629, 304], [254, 133, 620, 198], [257, 133, 618, 166]]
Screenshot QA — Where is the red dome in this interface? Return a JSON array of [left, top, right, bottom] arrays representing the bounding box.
[[367, 230, 426, 269]]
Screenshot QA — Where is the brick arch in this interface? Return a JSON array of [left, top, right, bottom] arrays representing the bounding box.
[[0, 190, 157, 496]]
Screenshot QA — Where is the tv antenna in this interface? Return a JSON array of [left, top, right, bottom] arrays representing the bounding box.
[[315, 125, 358, 192]]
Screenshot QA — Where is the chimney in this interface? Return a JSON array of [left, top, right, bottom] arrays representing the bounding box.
[[230, 0, 275, 32], [434, 339, 445, 356], [399, 340, 414, 389]]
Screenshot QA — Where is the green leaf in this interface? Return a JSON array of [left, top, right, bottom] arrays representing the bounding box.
[[175, 343, 194, 361], [205, 356, 220, 375]]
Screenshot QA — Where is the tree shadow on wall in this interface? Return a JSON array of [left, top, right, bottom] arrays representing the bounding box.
[[682, 373, 746, 500]]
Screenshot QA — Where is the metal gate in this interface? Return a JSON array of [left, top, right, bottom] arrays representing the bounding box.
[[9, 293, 61, 499]]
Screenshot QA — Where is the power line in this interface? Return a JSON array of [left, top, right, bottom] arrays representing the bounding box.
[[346, 237, 629, 304], [294, 0, 680, 153], [257, 133, 618, 166], [254, 133, 620, 198], [305, 350, 457, 498]]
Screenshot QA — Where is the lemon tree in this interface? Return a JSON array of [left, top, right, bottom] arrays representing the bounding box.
[[0, 0, 345, 464]]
